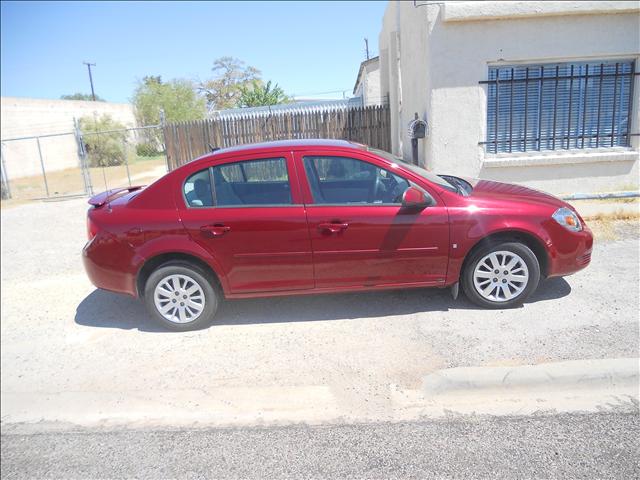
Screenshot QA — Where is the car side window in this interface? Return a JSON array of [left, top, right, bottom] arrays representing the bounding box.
[[212, 157, 291, 206], [303, 156, 410, 205], [184, 169, 213, 207]]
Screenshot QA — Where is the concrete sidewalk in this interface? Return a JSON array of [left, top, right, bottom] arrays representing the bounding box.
[[3, 358, 638, 434]]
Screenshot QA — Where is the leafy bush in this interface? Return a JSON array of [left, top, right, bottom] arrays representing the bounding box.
[[237, 80, 290, 107], [79, 115, 127, 167], [136, 143, 161, 157]]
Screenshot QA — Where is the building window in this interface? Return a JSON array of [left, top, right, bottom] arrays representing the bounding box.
[[483, 60, 636, 154]]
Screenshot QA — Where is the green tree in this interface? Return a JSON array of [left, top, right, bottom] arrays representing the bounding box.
[[237, 80, 291, 107], [133, 76, 206, 126], [132, 76, 206, 149], [61, 93, 105, 101], [199, 57, 261, 110], [79, 115, 127, 167]]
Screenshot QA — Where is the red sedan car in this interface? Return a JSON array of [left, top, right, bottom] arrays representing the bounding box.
[[83, 139, 592, 330]]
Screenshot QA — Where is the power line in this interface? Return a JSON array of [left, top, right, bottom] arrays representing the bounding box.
[[291, 88, 351, 96]]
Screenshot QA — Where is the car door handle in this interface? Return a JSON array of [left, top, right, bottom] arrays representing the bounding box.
[[318, 222, 349, 234], [200, 224, 231, 237]]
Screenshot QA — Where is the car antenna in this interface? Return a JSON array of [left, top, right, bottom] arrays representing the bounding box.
[[208, 143, 220, 152]]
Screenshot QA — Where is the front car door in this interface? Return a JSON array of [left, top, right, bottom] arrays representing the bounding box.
[[178, 151, 314, 294], [295, 150, 450, 289]]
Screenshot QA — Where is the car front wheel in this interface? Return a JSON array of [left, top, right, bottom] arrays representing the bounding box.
[[461, 242, 540, 309], [144, 262, 219, 331]]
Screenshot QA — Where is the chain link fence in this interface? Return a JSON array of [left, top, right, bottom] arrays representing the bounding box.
[[1, 122, 168, 203]]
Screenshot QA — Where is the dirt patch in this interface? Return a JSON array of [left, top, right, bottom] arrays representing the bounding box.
[[587, 218, 640, 242]]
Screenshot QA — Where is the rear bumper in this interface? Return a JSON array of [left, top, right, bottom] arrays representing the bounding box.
[[546, 224, 594, 277], [82, 235, 138, 297]]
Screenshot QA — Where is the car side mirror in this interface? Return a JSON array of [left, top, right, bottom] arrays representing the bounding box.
[[402, 186, 432, 209]]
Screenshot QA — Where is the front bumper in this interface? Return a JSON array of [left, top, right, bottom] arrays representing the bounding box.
[[546, 223, 594, 277]]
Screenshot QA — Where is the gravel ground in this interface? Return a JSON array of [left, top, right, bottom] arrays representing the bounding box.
[[1, 198, 639, 428], [2, 412, 639, 479]]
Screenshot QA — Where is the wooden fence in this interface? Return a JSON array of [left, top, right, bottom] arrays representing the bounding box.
[[163, 105, 391, 170]]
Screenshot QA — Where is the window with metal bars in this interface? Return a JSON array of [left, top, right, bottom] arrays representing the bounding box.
[[481, 60, 636, 154]]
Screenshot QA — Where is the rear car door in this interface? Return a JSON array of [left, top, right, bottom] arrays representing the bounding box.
[[178, 151, 314, 294], [295, 150, 449, 288]]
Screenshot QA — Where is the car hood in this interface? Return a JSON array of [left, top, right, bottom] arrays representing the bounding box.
[[465, 178, 567, 209]]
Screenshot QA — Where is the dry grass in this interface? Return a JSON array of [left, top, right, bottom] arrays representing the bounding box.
[[1, 156, 166, 208], [585, 210, 640, 241], [588, 220, 620, 241], [584, 209, 640, 222]]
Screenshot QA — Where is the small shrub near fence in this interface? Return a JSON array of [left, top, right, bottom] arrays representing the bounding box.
[[79, 115, 127, 167], [136, 142, 162, 157], [163, 105, 391, 170]]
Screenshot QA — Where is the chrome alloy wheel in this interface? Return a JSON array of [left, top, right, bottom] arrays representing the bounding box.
[[153, 274, 205, 324], [472, 251, 529, 302]]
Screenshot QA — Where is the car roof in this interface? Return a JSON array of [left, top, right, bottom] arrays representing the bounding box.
[[211, 139, 367, 155], [176, 139, 376, 174]]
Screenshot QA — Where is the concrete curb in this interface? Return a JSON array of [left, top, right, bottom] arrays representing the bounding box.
[[423, 358, 639, 395]]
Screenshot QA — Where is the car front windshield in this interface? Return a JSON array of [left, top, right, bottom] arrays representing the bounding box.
[[368, 148, 457, 192]]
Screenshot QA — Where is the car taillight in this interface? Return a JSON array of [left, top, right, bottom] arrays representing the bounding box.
[[87, 214, 99, 240]]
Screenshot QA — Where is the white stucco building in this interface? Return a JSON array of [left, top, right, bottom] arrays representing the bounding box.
[[353, 56, 382, 106], [378, 1, 640, 194]]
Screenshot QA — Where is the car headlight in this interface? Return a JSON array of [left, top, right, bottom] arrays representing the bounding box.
[[552, 207, 582, 232]]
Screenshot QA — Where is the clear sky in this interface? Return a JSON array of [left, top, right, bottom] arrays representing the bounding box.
[[1, 0, 387, 103]]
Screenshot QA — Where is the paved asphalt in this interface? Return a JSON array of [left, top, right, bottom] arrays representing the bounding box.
[[2, 412, 639, 479]]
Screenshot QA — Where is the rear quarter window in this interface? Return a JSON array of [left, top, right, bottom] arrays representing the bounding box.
[[184, 169, 213, 207], [212, 157, 291, 206]]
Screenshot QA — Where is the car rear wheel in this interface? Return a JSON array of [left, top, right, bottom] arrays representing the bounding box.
[[461, 242, 540, 309], [144, 262, 219, 331]]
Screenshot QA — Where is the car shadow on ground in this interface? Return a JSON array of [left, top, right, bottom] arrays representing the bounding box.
[[74, 277, 572, 332]]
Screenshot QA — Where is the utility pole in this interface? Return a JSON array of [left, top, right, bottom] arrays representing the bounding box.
[[364, 38, 370, 60], [83, 61, 97, 101]]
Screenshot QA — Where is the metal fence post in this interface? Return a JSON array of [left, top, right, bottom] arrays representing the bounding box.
[[0, 143, 12, 200], [122, 138, 132, 187], [159, 109, 169, 172], [74, 117, 93, 196], [35, 137, 50, 197]]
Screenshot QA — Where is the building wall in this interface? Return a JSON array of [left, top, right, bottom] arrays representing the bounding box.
[[363, 62, 382, 107], [1, 97, 136, 178], [379, 1, 640, 194], [354, 59, 382, 106], [380, 2, 403, 156]]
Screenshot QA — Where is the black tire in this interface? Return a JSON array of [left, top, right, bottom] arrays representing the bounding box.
[[461, 241, 540, 309], [144, 261, 219, 331]]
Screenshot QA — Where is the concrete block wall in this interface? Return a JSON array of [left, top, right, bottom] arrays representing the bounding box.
[[1, 97, 136, 178]]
